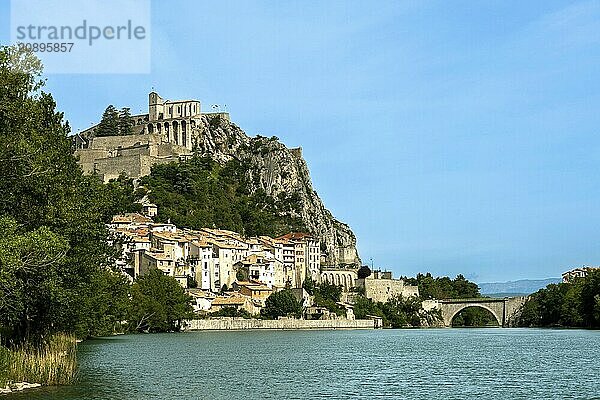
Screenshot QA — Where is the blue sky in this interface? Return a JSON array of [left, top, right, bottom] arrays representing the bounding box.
[[2, 0, 600, 282]]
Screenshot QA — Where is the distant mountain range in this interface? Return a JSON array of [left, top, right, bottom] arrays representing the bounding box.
[[478, 278, 561, 297]]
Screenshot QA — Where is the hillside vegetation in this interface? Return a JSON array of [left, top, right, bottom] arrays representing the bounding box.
[[140, 155, 307, 237], [517, 270, 600, 328]]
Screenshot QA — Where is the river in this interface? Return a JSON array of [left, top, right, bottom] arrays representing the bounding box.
[[8, 328, 600, 399]]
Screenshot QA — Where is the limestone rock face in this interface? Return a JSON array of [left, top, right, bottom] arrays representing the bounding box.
[[194, 115, 360, 267]]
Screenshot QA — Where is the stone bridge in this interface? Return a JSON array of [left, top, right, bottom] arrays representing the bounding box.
[[436, 297, 528, 327]]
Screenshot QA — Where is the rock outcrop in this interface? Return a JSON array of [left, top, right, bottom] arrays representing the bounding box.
[[194, 114, 360, 267]]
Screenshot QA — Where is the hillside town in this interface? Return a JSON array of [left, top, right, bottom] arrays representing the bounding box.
[[109, 208, 419, 319]]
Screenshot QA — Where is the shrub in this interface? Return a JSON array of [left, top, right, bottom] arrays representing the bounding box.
[[261, 290, 302, 319]]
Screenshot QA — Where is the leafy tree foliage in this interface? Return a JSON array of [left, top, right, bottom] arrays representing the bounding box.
[[261, 290, 302, 319], [0, 46, 132, 342], [313, 282, 344, 315], [381, 295, 424, 328], [95, 105, 120, 137], [104, 174, 143, 213], [140, 155, 307, 237], [302, 276, 316, 295], [452, 307, 500, 327], [0, 217, 68, 340], [357, 265, 372, 279], [302, 278, 344, 315], [352, 294, 440, 328], [517, 270, 600, 328], [95, 105, 135, 137], [118, 107, 135, 136], [352, 295, 386, 321], [405, 273, 481, 300], [129, 269, 194, 332]]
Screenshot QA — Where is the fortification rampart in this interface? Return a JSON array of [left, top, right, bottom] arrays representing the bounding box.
[[356, 273, 419, 303], [88, 133, 161, 150], [184, 318, 374, 331]]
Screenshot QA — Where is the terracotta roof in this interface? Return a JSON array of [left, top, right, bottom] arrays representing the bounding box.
[[191, 239, 212, 248], [152, 231, 189, 243]]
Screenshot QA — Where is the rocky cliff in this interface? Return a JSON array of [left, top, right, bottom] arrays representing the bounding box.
[[194, 114, 360, 267]]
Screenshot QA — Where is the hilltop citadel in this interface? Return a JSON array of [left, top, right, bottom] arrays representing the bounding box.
[[74, 91, 231, 182]]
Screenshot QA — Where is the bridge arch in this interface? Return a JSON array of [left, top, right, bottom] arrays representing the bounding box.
[[437, 297, 527, 328], [446, 304, 501, 327]]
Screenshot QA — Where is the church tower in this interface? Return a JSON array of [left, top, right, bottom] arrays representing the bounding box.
[[149, 91, 165, 121]]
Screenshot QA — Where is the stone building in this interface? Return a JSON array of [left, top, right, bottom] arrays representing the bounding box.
[[73, 91, 228, 182], [562, 266, 600, 283], [356, 270, 419, 303], [276, 233, 321, 287], [321, 268, 358, 292]]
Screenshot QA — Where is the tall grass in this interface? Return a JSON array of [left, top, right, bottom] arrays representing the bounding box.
[[0, 333, 77, 387], [0, 345, 10, 387]]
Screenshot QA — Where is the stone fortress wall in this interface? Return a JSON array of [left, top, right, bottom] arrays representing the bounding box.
[[185, 318, 375, 331], [74, 92, 226, 182], [321, 268, 358, 291], [356, 270, 419, 303]]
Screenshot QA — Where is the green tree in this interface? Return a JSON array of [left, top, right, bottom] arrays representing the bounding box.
[[537, 283, 569, 326], [302, 276, 316, 295], [381, 295, 424, 327], [312, 282, 344, 315], [0, 46, 132, 342], [516, 272, 600, 328], [129, 269, 194, 332], [261, 290, 302, 319], [452, 307, 499, 327], [517, 296, 541, 327], [560, 280, 583, 326], [580, 269, 600, 327], [0, 217, 68, 341], [352, 295, 385, 322], [95, 105, 120, 136], [105, 174, 143, 213], [407, 273, 481, 300], [593, 294, 600, 324], [357, 265, 371, 279], [118, 107, 135, 136]]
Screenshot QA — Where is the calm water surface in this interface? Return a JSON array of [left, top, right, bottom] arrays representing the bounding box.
[[9, 328, 600, 399]]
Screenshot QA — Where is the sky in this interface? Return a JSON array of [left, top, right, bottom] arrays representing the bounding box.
[[2, 0, 600, 282]]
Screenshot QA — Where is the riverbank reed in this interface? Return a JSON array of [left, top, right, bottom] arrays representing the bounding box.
[[0, 333, 77, 387]]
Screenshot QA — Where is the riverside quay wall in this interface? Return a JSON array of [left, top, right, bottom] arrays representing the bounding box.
[[184, 318, 375, 331]]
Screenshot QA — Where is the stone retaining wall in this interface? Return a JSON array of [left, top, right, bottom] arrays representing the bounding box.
[[184, 318, 374, 331]]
